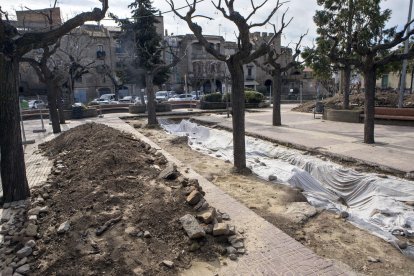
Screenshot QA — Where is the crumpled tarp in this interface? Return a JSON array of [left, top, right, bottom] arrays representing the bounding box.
[[161, 119, 414, 257]]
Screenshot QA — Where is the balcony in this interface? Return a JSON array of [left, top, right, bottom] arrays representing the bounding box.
[[96, 50, 106, 60]]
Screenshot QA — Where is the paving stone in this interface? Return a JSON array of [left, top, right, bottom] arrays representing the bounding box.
[[16, 246, 32, 258], [186, 190, 203, 206], [162, 260, 174, 268], [57, 221, 70, 234], [213, 223, 229, 236], [226, 246, 237, 255], [15, 264, 30, 274], [25, 240, 36, 248], [27, 207, 41, 216], [196, 208, 215, 224], [24, 224, 38, 237], [179, 214, 205, 239], [1, 267, 13, 276], [157, 163, 178, 180]]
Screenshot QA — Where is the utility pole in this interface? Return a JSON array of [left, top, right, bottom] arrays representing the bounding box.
[[398, 0, 413, 108]]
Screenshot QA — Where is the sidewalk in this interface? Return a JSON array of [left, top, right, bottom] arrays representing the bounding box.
[[1, 114, 354, 275], [192, 105, 414, 177]]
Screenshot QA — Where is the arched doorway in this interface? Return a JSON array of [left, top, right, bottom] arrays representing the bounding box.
[[264, 79, 272, 97], [203, 81, 211, 93], [215, 80, 223, 93]]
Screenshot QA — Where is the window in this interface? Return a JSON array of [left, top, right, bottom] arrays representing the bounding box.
[[247, 66, 253, 77], [75, 76, 83, 83], [97, 45, 104, 52], [381, 74, 389, 89]]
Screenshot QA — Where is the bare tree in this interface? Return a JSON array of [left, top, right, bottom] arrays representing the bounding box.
[[167, 0, 288, 173], [257, 32, 306, 126], [56, 30, 97, 106], [330, 20, 414, 144], [0, 1, 108, 202], [144, 42, 183, 125], [21, 42, 65, 133]]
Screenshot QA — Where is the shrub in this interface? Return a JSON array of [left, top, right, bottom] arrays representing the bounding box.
[[202, 92, 223, 102], [245, 90, 264, 103], [223, 93, 231, 102]]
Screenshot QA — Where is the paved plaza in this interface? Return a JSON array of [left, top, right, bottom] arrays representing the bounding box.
[[193, 105, 414, 177]]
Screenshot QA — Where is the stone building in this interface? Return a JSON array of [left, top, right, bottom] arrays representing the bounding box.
[[164, 34, 226, 93], [164, 31, 296, 95]]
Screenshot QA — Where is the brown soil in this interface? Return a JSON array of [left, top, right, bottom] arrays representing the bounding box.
[[293, 91, 414, 113], [33, 123, 225, 275], [130, 118, 414, 276]]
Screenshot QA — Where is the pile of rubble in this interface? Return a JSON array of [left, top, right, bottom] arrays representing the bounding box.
[[1, 123, 247, 275], [160, 165, 246, 261], [0, 197, 47, 275]]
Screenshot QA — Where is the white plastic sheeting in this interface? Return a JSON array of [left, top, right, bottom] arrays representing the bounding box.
[[161, 119, 414, 257]]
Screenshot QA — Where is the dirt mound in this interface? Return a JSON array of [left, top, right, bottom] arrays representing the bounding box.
[[293, 91, 414, 113], [29, 123, 228, 275]]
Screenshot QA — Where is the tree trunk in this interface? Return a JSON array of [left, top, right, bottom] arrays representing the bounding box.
[[56, 86, 65, 124], [227, 60, 248, 173], [145, 73, 157, 125], [363, 65, 376, 144], [272, 67, 282, 126], [47, 81, 61, 133], [343, 66, 351, 109], [0, 56, 30, 202]]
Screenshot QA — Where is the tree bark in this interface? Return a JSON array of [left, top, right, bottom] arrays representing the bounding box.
[[47, 81, 61, 133], [0, 56, 30, 202], [363, 64, 376, 144], [145, 73, 157, 125], [272, 67, 282, 126], [227, 60, 248, 173], [343, 66, 351, 109], [56, 86, 66, 124]]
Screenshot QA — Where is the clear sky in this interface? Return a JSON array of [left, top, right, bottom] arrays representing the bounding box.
[[2, 0, 410, 48]]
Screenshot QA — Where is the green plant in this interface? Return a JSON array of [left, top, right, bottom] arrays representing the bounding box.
[[202, 92, 223, 102], [223, 92, 231, 102], [245, 90, 264, 103]]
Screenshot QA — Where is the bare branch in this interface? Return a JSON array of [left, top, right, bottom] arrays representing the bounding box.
[[167, 0, 227, 61], [20, 57, 46, 83], [376, 45, 414, 67], [250, 1, 287, 28], [372, 18, 414, 52], [0, 6, 10, 22], [16, 0, 108, 56], [245, 0, 269, 22]]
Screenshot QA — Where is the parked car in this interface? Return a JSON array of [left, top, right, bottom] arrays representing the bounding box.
[[190, 91, 203, 100], [155, 91, 174, 102], [28, 100, 46, 109], [119, 96, 135, 103], [134, 95, 148, 104], [168, 94, 194, 101], [91, 94, 119, 104], [89, 98, 108, 105]]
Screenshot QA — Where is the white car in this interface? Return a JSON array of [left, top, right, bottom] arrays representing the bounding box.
[[168, 94, 194, 101], [28, 100, 46, 109], [190, 91, 203, 100], [155, 91, 170, 102], [119, 96, 135, 103]]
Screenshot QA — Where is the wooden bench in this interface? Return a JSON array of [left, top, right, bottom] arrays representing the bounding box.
[[360, 107, 414, 121]]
